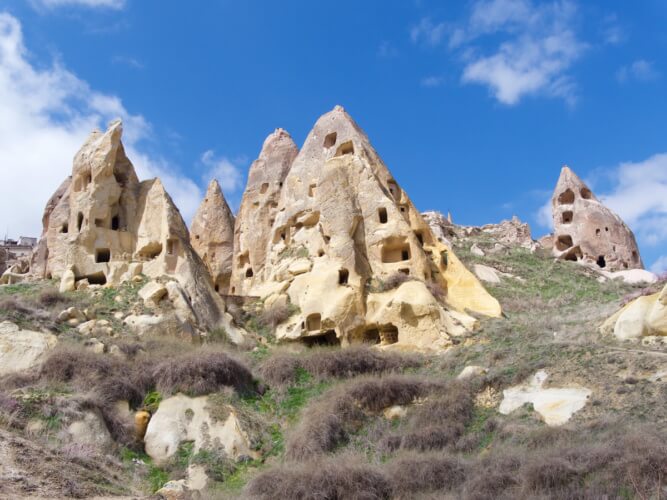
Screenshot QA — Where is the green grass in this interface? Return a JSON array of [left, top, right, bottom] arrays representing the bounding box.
[[120, 447, 170, 493]]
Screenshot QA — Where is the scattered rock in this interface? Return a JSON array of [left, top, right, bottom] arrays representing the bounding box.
[[600, 269, 658, 285], [0, 321, 57, 376], [499, 370, 592, 426], [383, 405, 408, 420], [144, 394, 260, 466], [138, 280, 168, 307], [59, 268, 75, 293], [473, 264, 501, 284], [600, 284, 667, 340], [457, 365, 488, 380], [470, 244, 485, 257]]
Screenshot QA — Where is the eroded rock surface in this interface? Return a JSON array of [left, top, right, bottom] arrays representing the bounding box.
[[601, 283, 667, 340], [0, 321, 57, 376], [499, 370, 592, 426], [550, 166, 642, 271], [230, 106, 500, 350], [144, 394, 259, 466], [32, 120, 244, 342], [191, 179, 235, 294]]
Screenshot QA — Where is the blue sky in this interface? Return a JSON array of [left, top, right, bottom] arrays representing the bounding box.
[[1, 0, 666, 272]]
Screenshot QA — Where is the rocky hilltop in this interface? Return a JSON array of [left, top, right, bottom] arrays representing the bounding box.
[[0, 107, 666, 500]]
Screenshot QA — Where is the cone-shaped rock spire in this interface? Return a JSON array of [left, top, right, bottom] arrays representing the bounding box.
[[231, 105, 500, 350], [551, 165, 642, 270], [230, 128, 298, 295], [191, 179, 235, 293]]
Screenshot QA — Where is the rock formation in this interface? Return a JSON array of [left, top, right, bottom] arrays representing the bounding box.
[[230, 106, 501, 350], [34, 120, 244, 342], [550, 166, 642, 271], [230, 128, 298, 296], [190, 179, 235, 293], [600, 283, 667, 340], [424, 211, 536, 251]]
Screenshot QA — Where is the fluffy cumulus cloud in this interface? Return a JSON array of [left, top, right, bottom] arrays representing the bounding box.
[[616, 60, 659, 84], [0, 12, 201, 237], [459, 0, 585, 105], [600, 153, 667, 248], [200, 150, 244, 194], [414, 0, 586, 105], [31, 0, 126, 10]]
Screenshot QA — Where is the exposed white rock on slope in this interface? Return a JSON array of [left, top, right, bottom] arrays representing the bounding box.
[[0, 321, 57, 376], [499, 370, 592, 426]]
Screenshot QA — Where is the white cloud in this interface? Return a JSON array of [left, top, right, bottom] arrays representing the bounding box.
[[377, 41, 398, 58], [410, 18, 446, 46], [112, 55, 144, 69], [420, 75, 444, 87], [200, 150, 244, 195], [599, 153, 667, 246], [600, 14, 625, 45], [458, 0, 585, 105], [0, 12, 200, 237], [616, 60, 659, 83], [650, 255, 667, 274], [31, 0, 126, 10]]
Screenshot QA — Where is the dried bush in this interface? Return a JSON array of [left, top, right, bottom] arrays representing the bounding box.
[[151, 350, 256, 397], [41, 347, 125, 387], [258, 303, 292, 330], [258, 346, 422, 387], [245, 457, 391, 500], [286, 376, 437, 460], [385, 452, 465, 498], [37, 289, 69, 307]]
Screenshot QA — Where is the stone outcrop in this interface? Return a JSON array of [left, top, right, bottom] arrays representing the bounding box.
[[499, 370, 592, 426], [424, 212, 536, 251], [144, 394, 259, 465], [190, 180, 235, 293], [33, 120, 244, 342], [230, 106, 500, 350], [600, 283, 667, 340], [0, 321, 57, 376], [230, 128, 298, 296], [550, 166, 642, 271]]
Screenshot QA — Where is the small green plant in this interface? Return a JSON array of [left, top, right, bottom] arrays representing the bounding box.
[[143, 390, 162, 413], [206, 327, 230, 344]]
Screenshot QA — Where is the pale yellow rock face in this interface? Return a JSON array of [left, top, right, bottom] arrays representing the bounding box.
[[601, 284, 667, 340], [231, 128, 299, 296], [34, 120, 244, 342], [190, 179, 235, 293], [233, 106, 500, 350], [551, 166, 642, 271], [0, 321, 57, 376], [144, 394, 259, 466]]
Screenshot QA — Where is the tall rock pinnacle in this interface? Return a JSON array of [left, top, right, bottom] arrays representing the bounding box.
[[191, 179, 235, 293], [551, 165, 642, 270]]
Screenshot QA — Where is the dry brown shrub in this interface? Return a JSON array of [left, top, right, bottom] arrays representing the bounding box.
[[151, 350, 256, 397], [258, 346, 422, 387], [385, 452, 465, 498], [286, 376, 437, 460], [244, 457, 391, 500], [37, 289, 69, 307]]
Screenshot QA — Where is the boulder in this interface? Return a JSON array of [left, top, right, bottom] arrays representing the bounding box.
[[457, 365, 488, 380], [600, 269, 658, 285], [474, 264, 501, 284], [601, 284, 667, 340], [0, 322, 57, 376], [499, 370, 592, 426], [190, 179, 235, 294], [144, 394, 259, 466], [138, 280, 168, 307], [64, 410, 113, 452], [58, 268, 75, 293], [550, 166, 642, 271]]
